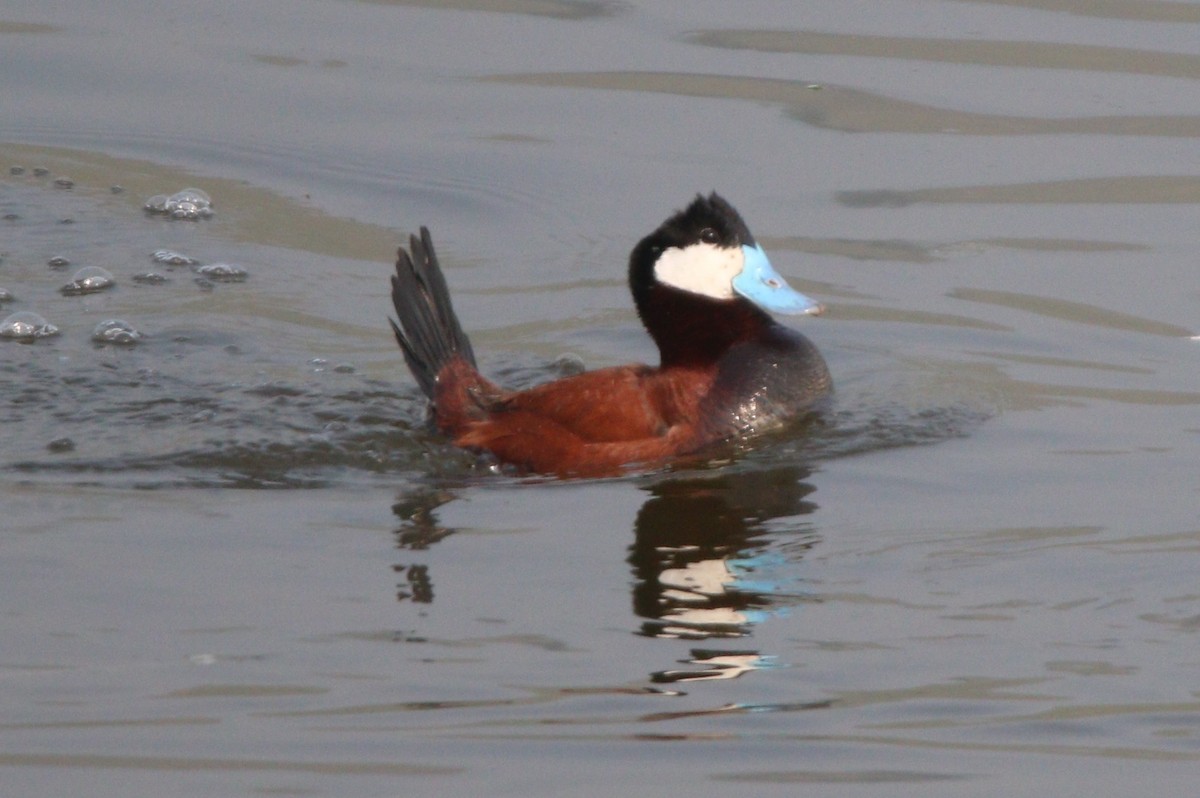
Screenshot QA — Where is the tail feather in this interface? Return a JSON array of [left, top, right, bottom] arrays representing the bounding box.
[[390, 227, 476, 400]]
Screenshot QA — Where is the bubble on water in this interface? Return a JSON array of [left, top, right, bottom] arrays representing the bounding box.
[[133, 272, 169, 285], [32, 167, 49, 177], [172, 205, 208, 221], [152, 249, 199, 266], [92, 318, 142, 345], [0, 311, 60, 341], [10, 165, 25, 175], [174, 187, 211, 205], [195, 262, 248, 282], [553, 352, 586, 376], [145, 187, 214, 221], [0, 287, 13, 303], [47, 255, 71, 268], [144, 194, 169, 213], [61, 265, 116, 295], [47, 437, 76, 453], [53, 176, 75, 189], [110, 185, 125, 194]]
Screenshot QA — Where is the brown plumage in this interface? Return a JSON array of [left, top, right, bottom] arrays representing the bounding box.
[[390, 194, 831, 476]]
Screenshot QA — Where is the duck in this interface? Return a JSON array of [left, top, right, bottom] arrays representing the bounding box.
[[389, 192, 831, 476]]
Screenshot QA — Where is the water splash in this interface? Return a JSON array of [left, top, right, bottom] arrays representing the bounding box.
[[1, 350, 429, 488]]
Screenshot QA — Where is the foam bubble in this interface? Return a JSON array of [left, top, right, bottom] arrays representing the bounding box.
[[144, 187, 214, 220], [152, 249, 199, 266], [0, 311, 60, 341], [195, 263, 248, 282], [61, 266, 116, 295], [92, 319, 142, 345]]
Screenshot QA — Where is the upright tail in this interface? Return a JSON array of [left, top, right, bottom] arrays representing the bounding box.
[[389, 227, 477, 401]]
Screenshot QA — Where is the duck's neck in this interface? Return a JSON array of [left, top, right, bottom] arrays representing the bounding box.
[[639, 288, 774, 369]]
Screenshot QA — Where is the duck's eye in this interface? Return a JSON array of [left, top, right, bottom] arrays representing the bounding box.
[[699, 227, 720, 244]]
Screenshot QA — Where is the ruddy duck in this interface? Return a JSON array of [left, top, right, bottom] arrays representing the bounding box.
[[390, 192, 831, 476]]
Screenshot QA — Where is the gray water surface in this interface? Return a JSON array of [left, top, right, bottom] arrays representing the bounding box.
[[2, 1, 1199, 795]]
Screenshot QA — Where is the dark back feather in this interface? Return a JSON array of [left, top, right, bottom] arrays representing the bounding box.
[[389, 227, 476, 400]]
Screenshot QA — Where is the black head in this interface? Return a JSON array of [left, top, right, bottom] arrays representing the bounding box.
[[630, 192, 755, 310], [627, 193, 822, 366], [653, 192, 757, 250], [626, 193, 761, 365]]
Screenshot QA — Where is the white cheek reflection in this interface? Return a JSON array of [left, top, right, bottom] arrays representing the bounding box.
[[653, 242, 744, 300]]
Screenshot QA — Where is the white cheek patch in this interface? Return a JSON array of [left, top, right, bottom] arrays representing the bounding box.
[[653, 242, 744, 300]]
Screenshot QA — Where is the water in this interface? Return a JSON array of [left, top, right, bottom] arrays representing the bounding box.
[[2, 1, 1199, 795]]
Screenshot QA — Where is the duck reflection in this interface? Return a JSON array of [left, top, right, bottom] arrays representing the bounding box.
[[390, 464, 820, 681], [391, 486, 458, 604], [630, 465, 819, 681]]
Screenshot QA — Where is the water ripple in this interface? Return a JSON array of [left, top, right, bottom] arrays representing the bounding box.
[[688, 29, 1200, 81], [1, 356, 432, 488], [487, 72, 1200, 138]]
